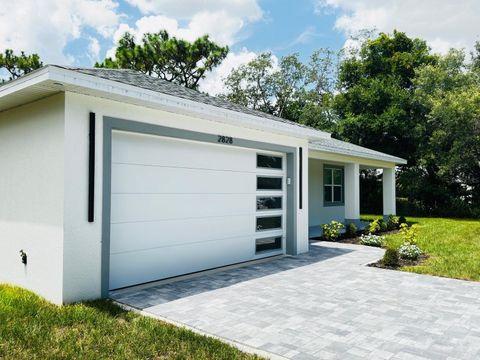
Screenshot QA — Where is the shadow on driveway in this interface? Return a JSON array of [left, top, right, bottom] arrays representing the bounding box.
[[110, 244, 353, 309]]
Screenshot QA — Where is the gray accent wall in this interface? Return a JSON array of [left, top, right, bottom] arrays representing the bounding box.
[[101, 116, 299, 297], [308, 158, 345, 237]]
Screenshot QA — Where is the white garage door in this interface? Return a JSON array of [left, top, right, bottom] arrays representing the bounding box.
[[109, 130, 286, 289]]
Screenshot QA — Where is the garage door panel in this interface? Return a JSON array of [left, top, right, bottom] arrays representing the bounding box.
[[112, 131, 254, 172], [109, 236, 254, 289], [111, 163, 255, 194], [111, 193, 255, 223], [110, 215, 255, 254], [109, 130, 286, 290]]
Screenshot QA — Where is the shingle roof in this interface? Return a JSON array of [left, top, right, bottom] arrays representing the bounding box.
[[5, 65, 405, 164], [309, 137, 407, 164], [55, 65, 321, 134]]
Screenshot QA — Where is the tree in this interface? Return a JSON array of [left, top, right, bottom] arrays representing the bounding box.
[[221, 49, 339, 131], [0, 49, 43, 82], [96, 30, 228, 90], [411, 49, 480, 214], [333, 30, 437, 164]]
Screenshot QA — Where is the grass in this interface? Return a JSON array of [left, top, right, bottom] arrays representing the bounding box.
[[0, 285, 261, 360], [361, 215, 480, 281]]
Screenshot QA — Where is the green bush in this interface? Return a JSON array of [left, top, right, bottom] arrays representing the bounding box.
[[398, 216, 407, 225], [379, 219, 388, 232], [387, 215, 400, 230], [382, 248, 400, 267], [399, 223, 418, 244], [321, 221, 344, 241], [345, 223, 357, 238], [366, 218, 381, 234]]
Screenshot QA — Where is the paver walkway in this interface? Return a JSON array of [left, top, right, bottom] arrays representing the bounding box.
[[111, 242, 480, 360]]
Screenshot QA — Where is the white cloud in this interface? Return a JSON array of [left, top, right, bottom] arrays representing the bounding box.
[[112, 0, 262, 47], [108, 1, 265, 94], [87, 37, 101, 62], [0, 0, 121, 64], [125, 0, 262, 21], [200, 48, 257, 95], [317, 0, 480, 54]]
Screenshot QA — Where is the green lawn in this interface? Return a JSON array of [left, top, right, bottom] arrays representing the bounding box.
[[0, 285, 260, 360], [361, 215, 480, 281]]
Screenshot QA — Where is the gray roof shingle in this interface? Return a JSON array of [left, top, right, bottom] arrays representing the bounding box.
[[310, 137, 407, 164], [55, 65, 320, 133], [18, 65, 405, 164]]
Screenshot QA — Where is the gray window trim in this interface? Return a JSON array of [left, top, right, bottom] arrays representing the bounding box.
[[101, 116, 298, 297], [323, 164, 345, 207]]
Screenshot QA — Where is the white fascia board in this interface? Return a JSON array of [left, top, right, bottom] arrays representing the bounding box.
[[308, 148, 403, 168], [45, 66, 330, 141], [0, 67, 51, 97]]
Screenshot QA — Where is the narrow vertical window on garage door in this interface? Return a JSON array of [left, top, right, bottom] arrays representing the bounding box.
[[255, 153, 286, 254]]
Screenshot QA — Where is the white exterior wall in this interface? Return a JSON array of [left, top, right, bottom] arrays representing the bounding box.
[[344, 162, 360, 221], [0, 94, 65, 304], [383, 167, 397, 216], [63, 91, 309, 303], [308, 158, 345, 228]]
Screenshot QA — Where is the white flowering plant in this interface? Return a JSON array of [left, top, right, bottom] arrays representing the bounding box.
[[360, 233, 385, 247], [399, 243, 422, 260]]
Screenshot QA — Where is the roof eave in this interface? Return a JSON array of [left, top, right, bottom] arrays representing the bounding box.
[[1, 65, 329, 141], [309, 144, 407, 165]]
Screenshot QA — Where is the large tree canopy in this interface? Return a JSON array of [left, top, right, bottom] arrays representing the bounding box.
[[333, 30, 437, 164], [96, 30, 229, 90], [408, 49, 480, 214], [221, 49, 338, 131], [0, 49, 42, 82]]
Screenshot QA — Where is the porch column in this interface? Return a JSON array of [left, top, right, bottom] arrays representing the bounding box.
[[344, 162, 360, 222], [383, 167, 396, 216]]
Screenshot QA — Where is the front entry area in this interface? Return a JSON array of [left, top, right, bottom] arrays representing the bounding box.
[[108, 130, 287, 290]]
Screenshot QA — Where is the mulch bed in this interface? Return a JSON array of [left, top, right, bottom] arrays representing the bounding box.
[[311, 229, 429, 270], [311, 229, 400, 245], [368, 253, 429, 269]]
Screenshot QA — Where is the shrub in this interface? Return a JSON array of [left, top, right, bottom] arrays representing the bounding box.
[[399, 223, 418, 244], [398, 216, 407, 225], [379, 219, 388, 232], [386, 215, 400, 230], [345, 223, 357, 238], [321, 221, 344, 241], [360, 233, 385, 247], [366, 218, 381, 234], [399, 244, 422, 260], [382, 248, 400, 267]]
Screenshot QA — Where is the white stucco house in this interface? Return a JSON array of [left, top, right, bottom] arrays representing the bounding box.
[[0, 65, 406, 304]]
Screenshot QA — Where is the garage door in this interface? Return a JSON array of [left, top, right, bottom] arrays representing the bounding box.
[[109, 130, 286, 289]]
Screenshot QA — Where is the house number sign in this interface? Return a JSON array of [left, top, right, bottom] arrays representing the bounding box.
[[217, 135, 233, 144]]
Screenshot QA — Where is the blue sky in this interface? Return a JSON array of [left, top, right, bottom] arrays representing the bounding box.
[[62, 0, 346, 67], [238, 0, 344, 59], [1, 0, 479, 93]]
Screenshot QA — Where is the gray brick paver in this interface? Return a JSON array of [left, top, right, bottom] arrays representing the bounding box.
[[111, 242, 480, 360]]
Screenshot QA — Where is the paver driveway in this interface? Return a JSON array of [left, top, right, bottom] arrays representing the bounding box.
[[111, 242, 480, 360]]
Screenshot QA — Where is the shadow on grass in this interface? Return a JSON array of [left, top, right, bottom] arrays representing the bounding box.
[[81, 299, 129, 317]]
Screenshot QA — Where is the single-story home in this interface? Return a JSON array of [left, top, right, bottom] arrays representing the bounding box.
[[0, 65, 406, 304]]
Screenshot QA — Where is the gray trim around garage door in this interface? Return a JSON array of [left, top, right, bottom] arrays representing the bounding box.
[[101, 116, 299, 297]]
